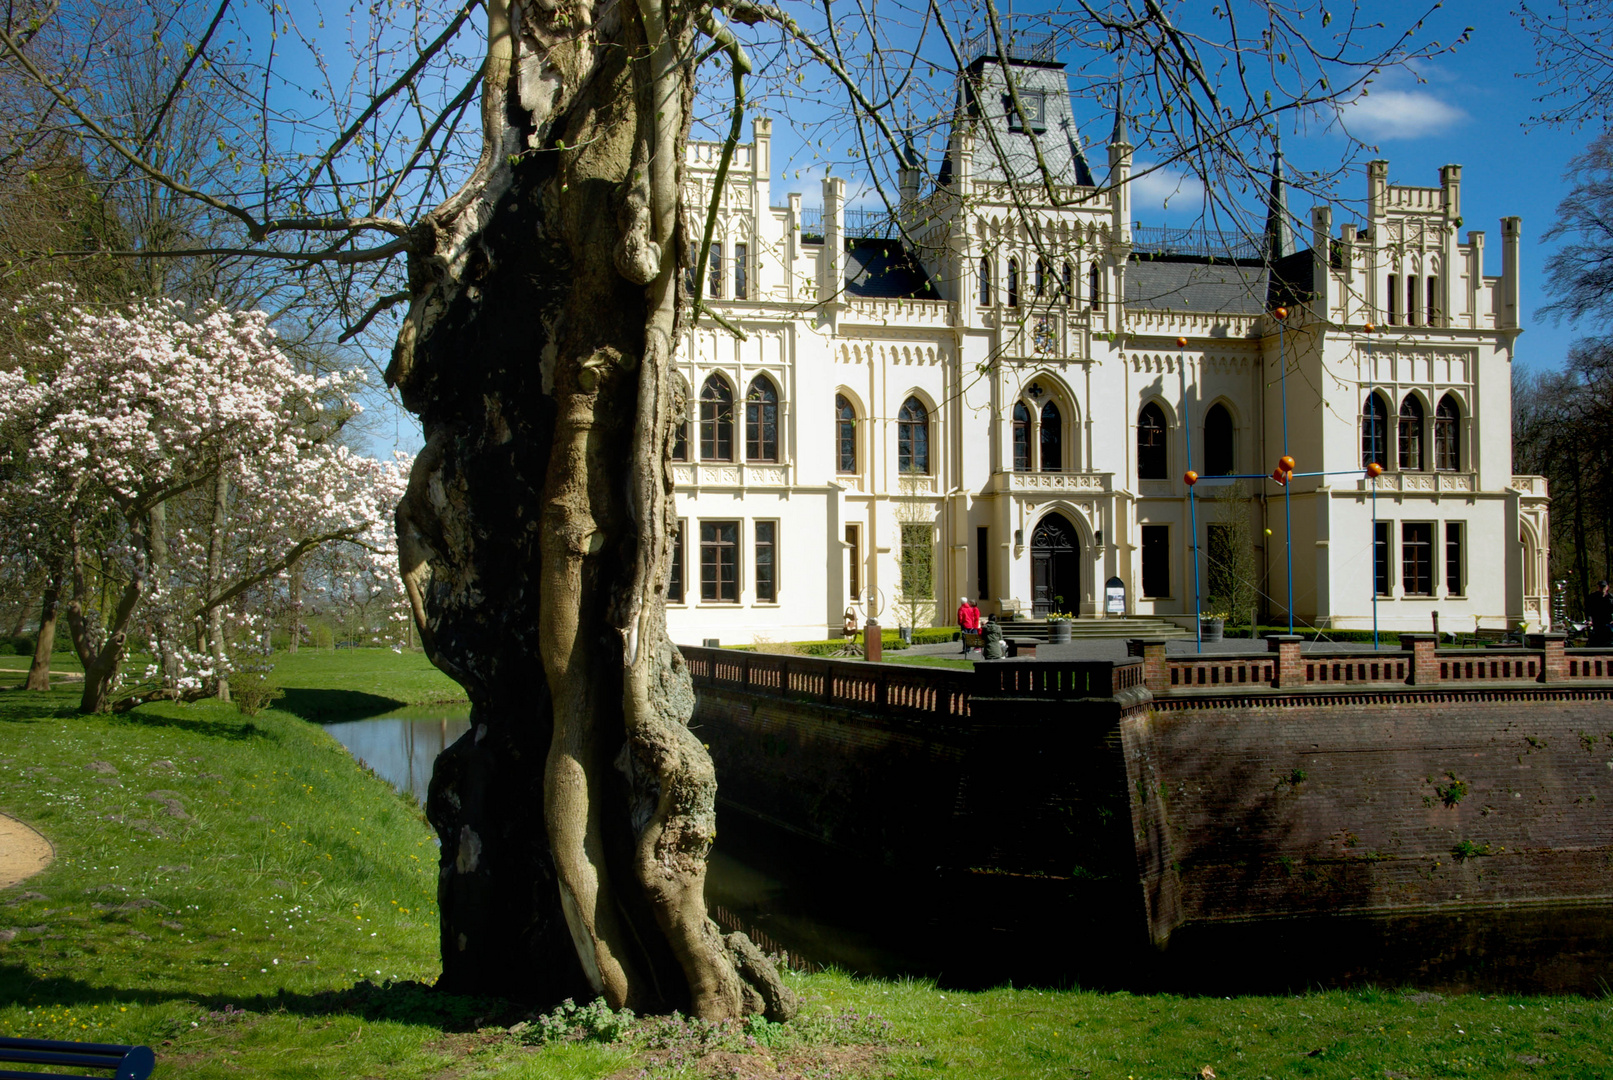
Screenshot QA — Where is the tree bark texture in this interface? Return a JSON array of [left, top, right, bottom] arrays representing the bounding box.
[[388, 0, 794, 1020], [205, 468, 231, 702], [23, 559, 65, 692]]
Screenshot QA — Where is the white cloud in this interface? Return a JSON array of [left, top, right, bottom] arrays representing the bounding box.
[[1336, 89, 1468, 141], [1130, 162, 1206, 213]]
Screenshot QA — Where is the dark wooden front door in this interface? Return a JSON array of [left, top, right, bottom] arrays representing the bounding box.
[[1031, 515, 1080, 617]]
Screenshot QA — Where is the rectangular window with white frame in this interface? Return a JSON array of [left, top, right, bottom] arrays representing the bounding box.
[[734, 243, 748, 300], [1445, 521, 1464, 597], [1403, 521, 1434, 596], [754, 520, 777, 603], [700, 520, 738, 603], [667, 519, 686, 604]]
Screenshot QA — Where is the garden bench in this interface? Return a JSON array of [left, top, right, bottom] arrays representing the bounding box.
[[0, 1036, 154, 1080], [961, 631, 983, 654]]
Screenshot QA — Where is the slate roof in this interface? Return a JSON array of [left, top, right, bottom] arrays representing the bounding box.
[[939, 58, 1096, 189], [1125, 251, 1311, 314], [844, 238, 937, 300]]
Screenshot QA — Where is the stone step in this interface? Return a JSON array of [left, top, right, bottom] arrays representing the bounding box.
[[993, 619, 1193, 641]]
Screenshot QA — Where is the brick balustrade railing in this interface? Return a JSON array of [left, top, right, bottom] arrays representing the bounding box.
[[684, 633, 1613, 715]]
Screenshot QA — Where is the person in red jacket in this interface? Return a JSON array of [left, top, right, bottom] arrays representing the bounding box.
[[958, 596, 981, 654]]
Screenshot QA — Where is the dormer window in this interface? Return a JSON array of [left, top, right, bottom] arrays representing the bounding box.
[[1003, 91, 1047, 133]]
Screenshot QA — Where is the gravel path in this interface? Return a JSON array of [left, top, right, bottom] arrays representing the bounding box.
[[0, 812, 53, 889]]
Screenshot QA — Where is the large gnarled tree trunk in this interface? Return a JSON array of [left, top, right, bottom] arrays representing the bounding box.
[[389, 0, 793, 1019]]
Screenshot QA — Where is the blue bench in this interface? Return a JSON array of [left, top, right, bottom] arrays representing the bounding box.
[[0, 1036, 154, 1080]]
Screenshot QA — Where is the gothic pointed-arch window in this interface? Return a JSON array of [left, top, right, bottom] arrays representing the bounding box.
[[1362, 392, 1389, 469], [1062, 261, 1074, 307], [1138, 402, 1167, 479], [1012, 401, 1032, 472], [1435, 394, 1460, 471], [1202, 403, 1234, 476], [745, 376, 779, 461], [897, 396, 931, 475], [1007, 258, 1020, 307], [978, 256, 992, 306], [835, 393, 857, 473], [1088, 262, 1101, 310], [1040, 400, 1063, 472], [1399, 394, 1424, 471], [1035, 256, 1047, 298], [699, 374, 734, 461]]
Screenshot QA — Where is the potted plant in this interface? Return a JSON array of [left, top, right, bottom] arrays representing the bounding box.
[[1200, 596, 1227, 643], [1047, 596, 1073, 644]]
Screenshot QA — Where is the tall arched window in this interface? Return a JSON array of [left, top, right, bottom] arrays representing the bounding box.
[[1202, 403, 1234, 476], [835, 394, 857, 473], [978, 256, 992, 306], [1362, 392, 1389, 469], [1435, 394, 1460, 471], [1138, 402, 1167, 479], [897, 396, 930, 475], [1040, 400, 1063, 472], [745, 376, 778, 461], [1007, 258, 1020, 307], [1062, 261, 1074, 307], [1399, 394, 1424, 471], [1088, 262, 1101, 309], [1012, 401, 1032, 472], [1035, 256, 1047, 298], [671, 377, 690, 461], [699, 374, 734, 461]]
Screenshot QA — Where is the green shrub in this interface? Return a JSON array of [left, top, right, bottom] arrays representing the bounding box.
[[514, 997, 636, 1045], [231, 669, 283, 717]]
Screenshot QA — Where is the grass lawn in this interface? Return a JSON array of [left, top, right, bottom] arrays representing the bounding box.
[[266, 649, 468, 719], [883, 654, 975, 671], [0, 655, 1606, 1078]]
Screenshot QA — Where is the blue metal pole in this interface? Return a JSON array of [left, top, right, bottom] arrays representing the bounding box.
[[1279, 317, 1293, 635], [1183, 342, 1201, 650], [1372, 475, 1379, 650]]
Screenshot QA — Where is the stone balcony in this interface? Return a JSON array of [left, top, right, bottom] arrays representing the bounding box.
[[988, 470, 1114, 495]]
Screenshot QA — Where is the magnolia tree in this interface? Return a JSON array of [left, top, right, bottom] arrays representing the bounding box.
[[0, 293, 407, 711]]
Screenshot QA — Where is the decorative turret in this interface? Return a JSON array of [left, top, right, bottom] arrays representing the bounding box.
[[898, 130, 923, 206], [1108, 90, 1132, 245], [1265, 131, 1293, 260]]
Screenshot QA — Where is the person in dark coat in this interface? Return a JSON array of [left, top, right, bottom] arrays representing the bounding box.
[[981, 614, 1006, 660], [1588, 580, 1613, 647]]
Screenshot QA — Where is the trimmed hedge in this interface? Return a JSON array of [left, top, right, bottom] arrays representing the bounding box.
[[725, 626, 961, 657]]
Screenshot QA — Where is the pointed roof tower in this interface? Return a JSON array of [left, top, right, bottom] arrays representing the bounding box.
[[1265, 129, 1293, 260], [1110, 86, 1132, 151]]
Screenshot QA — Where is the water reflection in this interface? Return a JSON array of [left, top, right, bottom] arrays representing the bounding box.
[[324, 709, 470, 804]]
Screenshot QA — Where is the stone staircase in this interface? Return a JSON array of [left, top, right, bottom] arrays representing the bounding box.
[[993, 616, 1193, 641]]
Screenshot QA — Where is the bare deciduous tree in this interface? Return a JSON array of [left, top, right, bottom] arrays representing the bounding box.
[[0, 0, 1462, 1015]]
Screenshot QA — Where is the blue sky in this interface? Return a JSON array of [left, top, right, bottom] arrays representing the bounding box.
[[366, 1, 1597, 455], [748, 1, 1596, 370]]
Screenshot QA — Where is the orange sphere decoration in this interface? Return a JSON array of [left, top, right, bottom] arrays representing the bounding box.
[[1365, 462, 1384, 478], [1274, 306, 1288, 319], [1176, 336, 1188, 348], [1279, 455, 1296, 471], [1270, 467, 1289, 486], [1184, 470, 1199, 486], [1364, 322, 1376, 333]]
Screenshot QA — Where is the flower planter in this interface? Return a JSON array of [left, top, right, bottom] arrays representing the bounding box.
[[1047, 619, 1073, 644], [1200, 617, 1225, 643]]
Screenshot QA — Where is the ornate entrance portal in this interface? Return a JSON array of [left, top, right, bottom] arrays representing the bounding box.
[[1031, 514, 1080, 618]]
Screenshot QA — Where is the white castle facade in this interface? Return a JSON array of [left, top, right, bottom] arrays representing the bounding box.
[[665, 49, 1550, 645]]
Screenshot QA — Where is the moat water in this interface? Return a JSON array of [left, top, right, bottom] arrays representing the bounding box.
[[326, 711, 1613, 996]]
